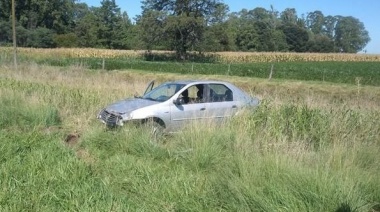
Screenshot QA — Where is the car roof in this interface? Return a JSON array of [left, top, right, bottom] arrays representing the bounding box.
[[165, 80, 231, 85]]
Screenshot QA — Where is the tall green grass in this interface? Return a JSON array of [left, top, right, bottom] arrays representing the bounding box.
[[73, 103, 380, 211], [0, 130, 128, 211], [0, 63, 379, 211], [0, 93, 61, 129], [0, 93, 120, 211]]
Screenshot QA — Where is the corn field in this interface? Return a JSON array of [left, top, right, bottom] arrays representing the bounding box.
[[215, 51, 380, 63], [2, 47, 380, 62]]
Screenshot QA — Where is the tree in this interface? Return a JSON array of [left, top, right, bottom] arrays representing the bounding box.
[[306, 34, 334, 52], [74, 7, 100, 47], [322, 15, 337, 39], [230, 7, 288, 52], [54, 33, 78, 47], [251, 7, 287, 51], [334, 16, 370, 53], [199, 3, 231, 51], [235, 23, 259, 51], [206, 2, 229, 24], [16, 25, 29, 47], [0, 20, 11, 44], [202, 21, 232, 51], [15, 0, 76, 34], [0, 0, 11, 20], [97, 0, 128, 49], [196, 3, 230, 52], [281, 8, 298, 25], [0, 1, 372, 53], [280, 23, 309, 52], [141, 0, 225, 59], [306, 10, 324, 34], [136, 10, 168, 51], [26, 27, 55, 48], [109, 11, 131, 49], [271, 30, 288, 51], [228, 9, 260, 51]]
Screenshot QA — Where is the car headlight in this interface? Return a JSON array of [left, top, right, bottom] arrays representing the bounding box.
[[120, 113, 132, 121], [116, 117, 124, 126]]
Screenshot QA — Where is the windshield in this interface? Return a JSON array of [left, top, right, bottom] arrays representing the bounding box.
[[142, 83, 185, 102]]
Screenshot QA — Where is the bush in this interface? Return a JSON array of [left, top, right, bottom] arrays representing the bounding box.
[[27, 27, 56, 48], [54, 33, 79, 48]]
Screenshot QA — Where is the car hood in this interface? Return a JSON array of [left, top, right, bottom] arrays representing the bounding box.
[[104, 98, 159, 114]]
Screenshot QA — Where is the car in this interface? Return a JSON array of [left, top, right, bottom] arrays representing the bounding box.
[[97, 80, 259, 133]]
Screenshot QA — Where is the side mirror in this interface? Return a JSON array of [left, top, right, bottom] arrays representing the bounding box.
[[173, 98, 184, 105]]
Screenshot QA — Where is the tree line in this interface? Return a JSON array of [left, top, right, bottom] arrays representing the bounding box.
[[0, 0, 371, 57]]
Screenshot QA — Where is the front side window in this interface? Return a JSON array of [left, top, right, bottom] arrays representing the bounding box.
[[178, 84, 205, 104]]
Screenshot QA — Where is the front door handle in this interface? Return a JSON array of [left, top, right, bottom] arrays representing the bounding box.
[[232, 105, 237, 108], [200, 108, 206, 111]]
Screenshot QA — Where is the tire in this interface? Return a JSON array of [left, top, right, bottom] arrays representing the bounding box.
[[144, 118, 165, 142]]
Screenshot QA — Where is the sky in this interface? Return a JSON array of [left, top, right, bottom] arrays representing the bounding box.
[[81, 0, 380, 54]]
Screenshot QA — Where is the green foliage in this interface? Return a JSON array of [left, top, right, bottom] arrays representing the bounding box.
[[135, 10, 167, 51], [26, 27, 56, 48], [201, 22, 235, 51], [0, 0, 372, 53], [0, 20, 11, 44], [54, 33, 79, 48], [96, 0, 129, 49], [0, 130, 123, 211], [74, 10, 99, 48], [280, 23, 309, 52], [0, 93, 61, 130], [0, 77, 102, 114], [306, 10, 325, 34], [70, 103, 380, 211], [306, 34, 335, 52], [140, 0, 228, 57], [0, 63, 379, 211], [335, 16, 371, 53]]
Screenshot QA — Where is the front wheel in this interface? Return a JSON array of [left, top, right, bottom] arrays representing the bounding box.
[[143, 118, 165, 142]]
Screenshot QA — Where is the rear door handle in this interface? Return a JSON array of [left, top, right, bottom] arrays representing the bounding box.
[[200, 108, 206, 111], [232, 105, 237, 108]]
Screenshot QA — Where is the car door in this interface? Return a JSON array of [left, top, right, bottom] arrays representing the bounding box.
[[170, 84, 207, 131], [203, 83, 238, 122], [143, 80, 155, 95]]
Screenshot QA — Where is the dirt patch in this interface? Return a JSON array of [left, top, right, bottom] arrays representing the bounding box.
[[63, 132, 95, 164], [64, 132, 80, 147], [76, 148, 95, 164]]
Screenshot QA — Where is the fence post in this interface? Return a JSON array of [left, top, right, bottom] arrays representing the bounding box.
[[268, 64, 274, 80]]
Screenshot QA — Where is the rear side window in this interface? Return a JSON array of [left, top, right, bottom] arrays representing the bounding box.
[[206, 84, 233, 102]]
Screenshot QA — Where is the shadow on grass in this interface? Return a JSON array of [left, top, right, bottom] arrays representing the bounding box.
[[335, 202, 354, 212]]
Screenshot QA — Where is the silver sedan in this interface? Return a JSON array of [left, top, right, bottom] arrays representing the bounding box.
[[97, 80, 259, 132]]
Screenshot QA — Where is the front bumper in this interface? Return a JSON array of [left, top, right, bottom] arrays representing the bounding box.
[[97, 109, 124, 127]]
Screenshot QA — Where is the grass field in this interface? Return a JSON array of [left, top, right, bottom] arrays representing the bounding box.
[[2, 47, 380, 86], [0, 52, 380, 211]]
